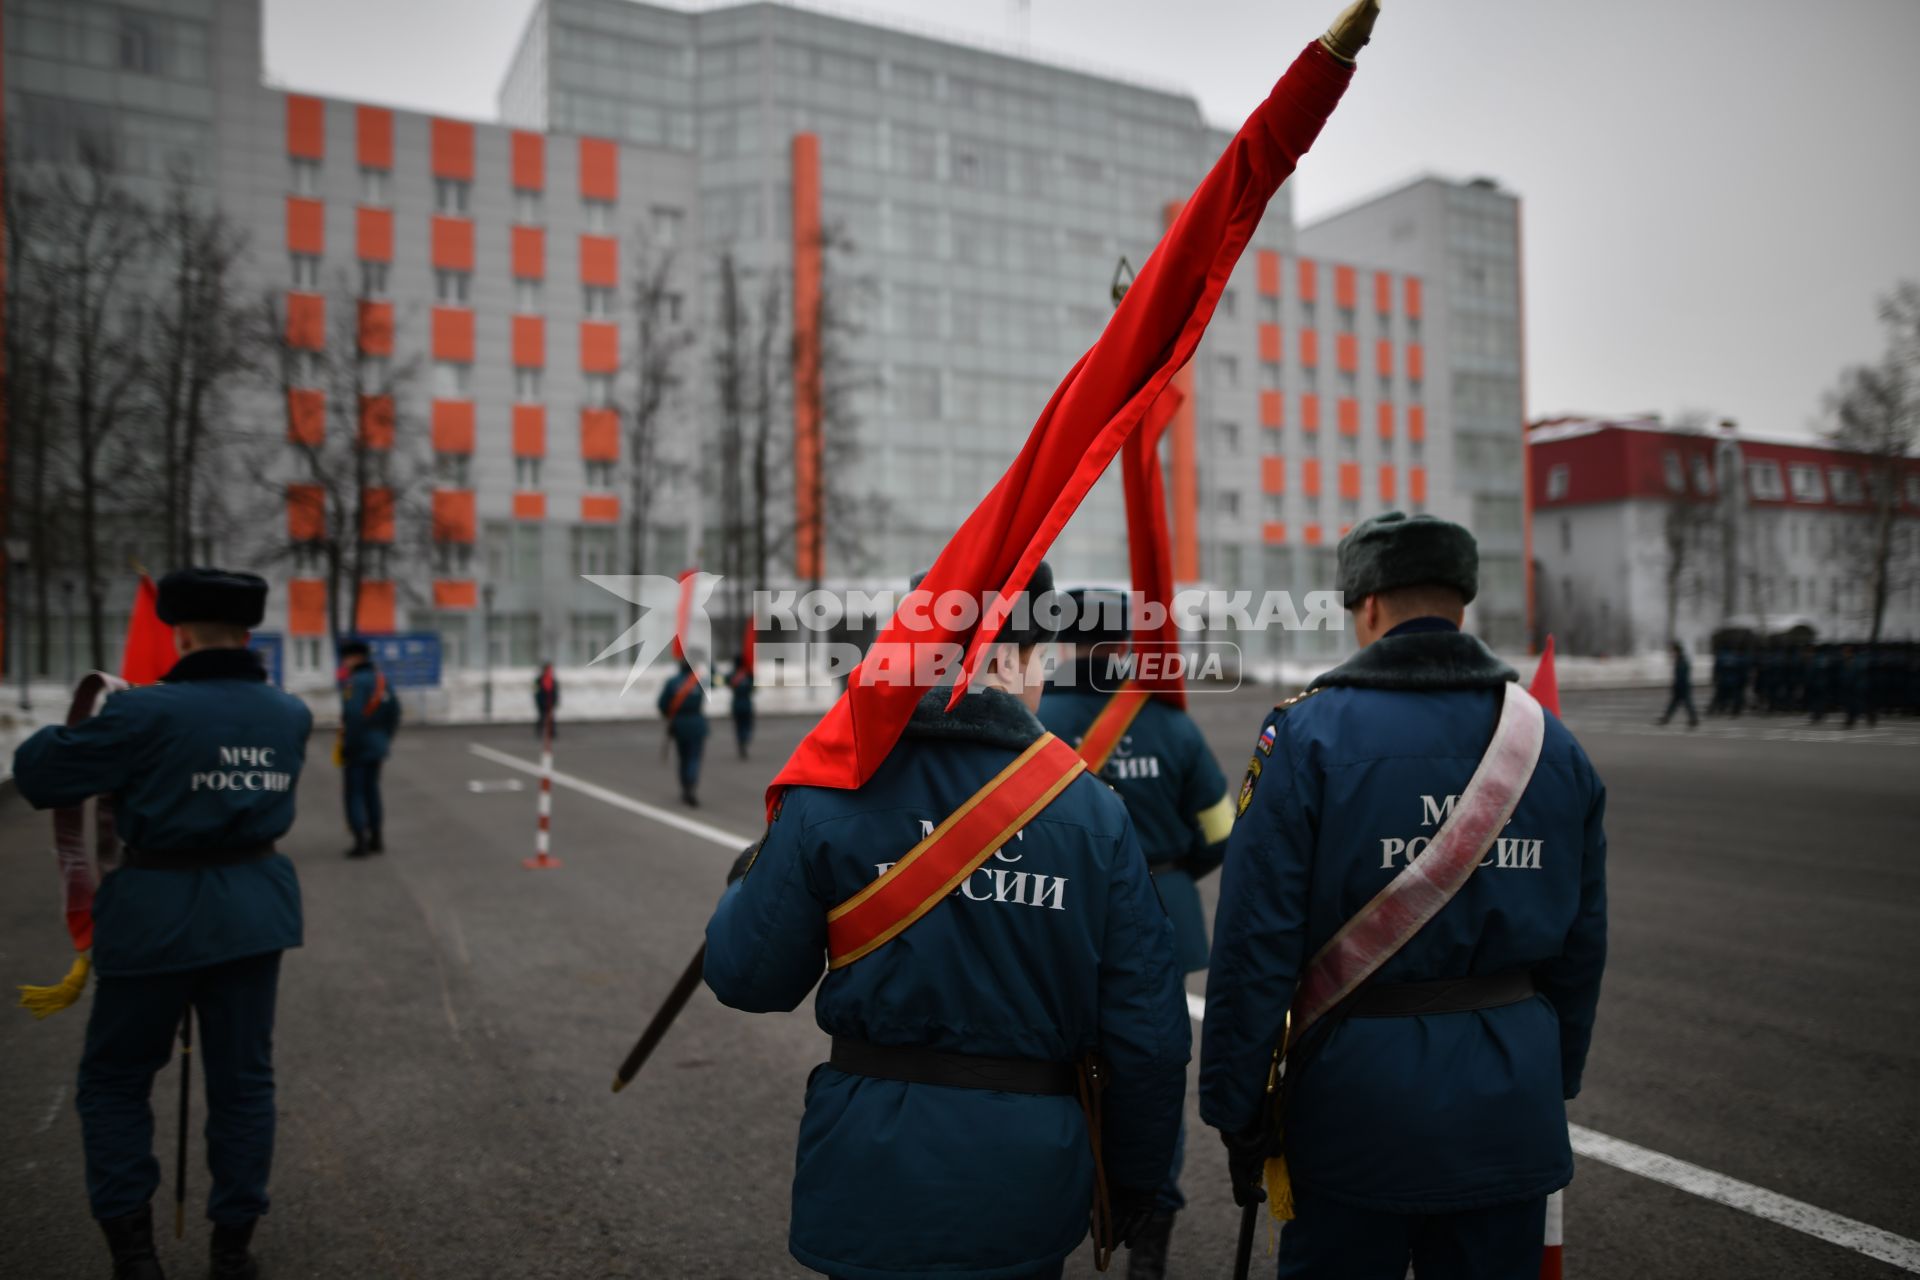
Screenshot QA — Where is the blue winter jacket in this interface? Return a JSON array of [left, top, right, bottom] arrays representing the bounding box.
[[705, 687, 1190, 1280], [339, 662, 400, 763], [657, 668, 709, 740], [1040, 667, 1233, 974], [1200, 620, 1608, 1214], [11, 647, 311, 977]]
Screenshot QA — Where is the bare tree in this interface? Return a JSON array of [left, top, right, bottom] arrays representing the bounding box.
[[1825, 282, 1920, 644], [1660, 411, 1720, 645], [710, 250, 752, 631], [623, 229, 694, 588]]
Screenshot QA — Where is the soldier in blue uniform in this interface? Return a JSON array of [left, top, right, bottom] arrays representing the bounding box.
[[1656, 640, 1698, 728], [726, 655, 755, 759], [1201, 514, 1609, 1280], [657, 657, 708, 806], [337, 640, 400, 858], [12, 569, 312, 1280], [705, 563, 1190, 1279], [1038, 587, 1232, 1278]]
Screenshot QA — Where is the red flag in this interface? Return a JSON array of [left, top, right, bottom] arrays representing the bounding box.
[[1123, 386, 1186, 707], [1529, 634, 1561, 719], [769, 43, 1356, 814], [118, 574, 178, 685], [671, 567, 697, 663], [741, 615, 757, 676]]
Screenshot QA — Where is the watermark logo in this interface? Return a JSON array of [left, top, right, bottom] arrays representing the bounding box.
[[580, 573, 719, 694]]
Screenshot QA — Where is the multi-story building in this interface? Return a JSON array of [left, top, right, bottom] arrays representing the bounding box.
[[1529, 416, 1920, 655], [3, 0, 1529, 683]]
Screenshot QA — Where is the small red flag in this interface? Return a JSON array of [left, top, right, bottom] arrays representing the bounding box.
[[671, 567, 698, 663], [1529, 634, 1560, 719], [741, 616, 757, 676], [118, 574, 179, 685]]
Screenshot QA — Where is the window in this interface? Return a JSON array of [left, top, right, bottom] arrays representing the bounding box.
[[290, 157, 320, 196], [651, 206, 684, 247], [514, 278, 543, 312], [1546, 464, 1570, 500], [1408, 316, 1423, 342], [291, 254, 321, 290], [663, 292, 684, 324], [1828, 467, 1863, 504], [1219, 491, 1241, 518], [436, 452, 472, 487], [433, 361, 473, 398], [360, 167, 389, 205], [569, 614, 616, 666], [583, 198, 614, 233], [364, 545, 392, 577], [1378, 374, 1393, 399], [571, 526, 618, 576], [1746, 461, 1785, 500], [288, 350, 322, 387], [359, 355, 391, 391], [515, 456, 543, 489], [1663, 450, 1685, 494], [292, 542, 323, 575], [583, 285, 616, 318], [435, 270, 472, 305], [584, 459, 615, 489], [1560, 518, 1571, 553], [513, 188, 542, 223], [359, 260, 389, 298], [1788, 463, 1824, 503], [365, 449, 391, 487], [435, 179, 470, 215], [119, 11, 159, 72], [1216, 422, 1241, 454], [1338, 306, 1355, 333], [1337, 433, 1358, 460], [583, 373, 615, 408], [514, 368, 543, 402], [1690, 455, 1714, 496], [1219, 289, 1238, 319], [1338, 370, 1357, 397], [1300, 301, 1317, 329], [1216, 355, 1240, 387], [432, 541, 474, 576]]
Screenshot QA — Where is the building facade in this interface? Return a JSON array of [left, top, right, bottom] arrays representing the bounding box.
[[4, 0, 1528, 683], [1529, 417, 1920, 655]]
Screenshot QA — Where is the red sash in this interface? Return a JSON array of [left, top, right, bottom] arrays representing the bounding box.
[[1289, 682, 1546, 1038], [826, 734, 1087, 970], [664, 675, 696, 721], [1076, 682, 1151, 773]]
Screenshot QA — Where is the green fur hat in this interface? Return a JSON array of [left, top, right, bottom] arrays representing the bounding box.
[[1335, 512, 1479, 605]]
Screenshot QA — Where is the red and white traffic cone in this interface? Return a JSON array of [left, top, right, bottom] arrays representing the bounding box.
[[523, 717, 562, 870], [1539, 1189, 1565, 1279]]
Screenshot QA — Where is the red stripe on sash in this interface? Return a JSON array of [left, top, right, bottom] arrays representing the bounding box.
[[1077, 682, 1151, 773], [827, 734, 1086, 970]]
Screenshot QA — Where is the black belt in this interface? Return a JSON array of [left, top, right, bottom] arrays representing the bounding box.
[[829, 1037, 1077, 1096], [1347, 971, 1534, 1018], [122, 844, 276, 871]]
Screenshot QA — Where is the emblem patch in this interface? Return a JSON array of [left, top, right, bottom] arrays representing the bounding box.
[[1237, 755, 1263, 817], [1257, 723, 1277, 756]]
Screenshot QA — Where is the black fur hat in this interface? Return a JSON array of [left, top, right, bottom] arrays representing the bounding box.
[[154, 569, 268, 627], [1335, 512, 1479, 605], [910, 560, 1059, 649], [1059, 587, 1132, 649]]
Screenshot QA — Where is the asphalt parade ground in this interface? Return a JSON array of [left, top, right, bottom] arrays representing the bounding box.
[[4, 685, 1918, 1279]]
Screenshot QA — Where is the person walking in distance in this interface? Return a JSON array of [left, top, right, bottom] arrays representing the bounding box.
[[1657, 641, 1699, 728], [337, 640, 400, 858]]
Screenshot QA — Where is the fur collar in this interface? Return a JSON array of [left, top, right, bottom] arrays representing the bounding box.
[[163, 647, 268, 684], [905, 686, 1046, 751], [1311, 629, 1516, 692]]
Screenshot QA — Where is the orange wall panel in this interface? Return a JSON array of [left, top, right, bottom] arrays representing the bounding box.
[[1258, 323, 1282, 364], [430, 216, 474, 271], [1379, 465, 1398, 502], [1256, 250, 1280, 297], [580, 494, 621, 523], [286, 197, 324, 254], [431, 306, 474, 361], [1262, 521, 1287, 545], [1405, 277, 1423, 318], [356, 207, 392, 262], [1410, 467, 1428, 504], [511, 131, 545, 192], [359, 395, 394, 449], [1301, 393, 1321, 432], [288, 579, 327, 636], [433, 580, 477, 610], [432, 489, 477, 543], [792, 132, 825, 582], [1377, 402, 1395, 439], [285, 292, 325, 350], [355, 580, 396, 633], [580, 408, 620, 461], [1409, 405, 1427, 441], [1338, 397, 1360, 436], [579, 137, 618, 200], [512, 491, 548, 521], [1302, 459, 1322, 497], [430, 118, 474, 179], [285, 95, 324, 159], [357, 105, 392, 169], [1375, 338, 1394, 377], [512, 405, 547, 456], [361, 487, 394, 543], [358, 301, 394, 355], [1339, 461, 1361, 500], [1374, 271, 1393, 315], [1297, 257, 1318, 302], [1336, 332, 1358, 373], [431, 400, 475, 454], [287, 389, 325, 445], [512, 315, 546, 369], [1259, 390, 1283, 428], [1261, 456, 1285, 494], [1299, 329, 1319, 368], [286, 485, 324, 542], [1407, 343, 1425, 382], [579, 234, 618, 286], [511, 226, 545, 280], [1303, 523, 1323, 547], [1334, 264, 1357, 310], [579, 321, 619, 373]]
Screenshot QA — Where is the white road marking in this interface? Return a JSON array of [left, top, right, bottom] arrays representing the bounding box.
[[493, 742, 1920, 1273], [465, 778, 526, 793], [36, 1086, 66, 1134], [467, 743, 752, 852]]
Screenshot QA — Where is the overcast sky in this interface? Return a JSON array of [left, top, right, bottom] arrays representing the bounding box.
[[263, 0, 1920, 440]]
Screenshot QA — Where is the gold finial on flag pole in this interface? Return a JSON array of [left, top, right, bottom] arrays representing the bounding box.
[[1319, 0, 1381, 64]]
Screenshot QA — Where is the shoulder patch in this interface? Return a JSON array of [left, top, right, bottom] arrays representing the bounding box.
[[1236, 754, 1263, 817], [1257, 722, 1277, 756], [1274, 687, 1323, 713]]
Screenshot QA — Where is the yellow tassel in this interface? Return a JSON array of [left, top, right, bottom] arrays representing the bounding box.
[[18, 952, 92, 1019], [1265, 1152, 1296, 1222]]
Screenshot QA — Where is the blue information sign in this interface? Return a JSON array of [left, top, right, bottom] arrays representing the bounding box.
[[345, 633, 443, 687], [249, 632, 285, 687]]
